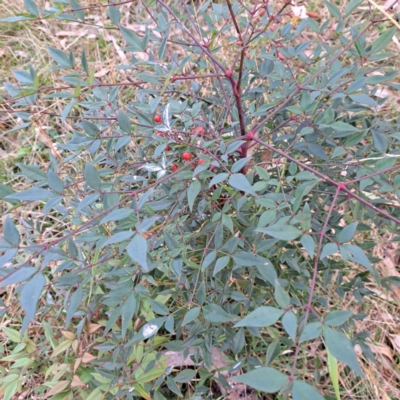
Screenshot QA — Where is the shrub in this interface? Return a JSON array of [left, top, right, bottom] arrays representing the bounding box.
[[1, 0, 400, 399]]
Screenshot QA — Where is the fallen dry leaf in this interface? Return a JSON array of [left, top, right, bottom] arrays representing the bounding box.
[[71, 375, 85, 388], [389, 334, 400, 354], [82, 352, 97, 363], [87, 323, 102, 334]]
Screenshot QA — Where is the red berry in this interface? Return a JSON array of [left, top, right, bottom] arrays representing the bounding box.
[[198, 159, 205, 165], [277, 52, 285, 61], [193, 126, 205, 136], [156, 132, 163, 137], [259, 8, 266, 17], [307, 11, 319, 19], [171, 164, 179, 172], [154, 115, 162, 123], [182, 152, 191, 161], [165, 145, 171, 151], [237, 40, 243, 46]]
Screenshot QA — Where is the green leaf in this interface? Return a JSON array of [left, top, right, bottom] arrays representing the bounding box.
[[47, 46, 72, 67], [337, 221, 358, 243], [202, 250, 216, 271], [104, 307, 121, 335], [3, 379, 18, 400], [231, 367, 287, 393], [209, 173, 229, 187], [327, 348, 341, 400], [320, 243, 338, 259], [24, 0, 39, 17], [100, 208, 133, 224], [82, 120, 99, 137], [324, 326, 364, 377], [48, 170, 64, 193], [101, 231, 134, 247], [182, 307, 200, 326], [292, 380, 325, 400], [17, 164, 46, 181], [84, 162, 101, 190], [256, 262, 277, 285], [203, 304, 235, 323], [127, 235, 149, 272], [299, 321, 323, 343], [322, 0, 341, 18], [187, 179, 201, 211], [274, 279, 290, 308], [265, 341, 280, 366], [257, 224, 302, 241], [166, 376, 183, 397], [6, 188, 54, 201], [370, 27, 396, 55], [372, 130, 388, 153], [0, 267, 36, 288], [118, 109, 132, 133], [65, 285, 82, 326], [138, 216, 160, 234], [330, 121, 358, 132], [349, 94, 378, 107], [301, 202, 311, 231], [1, 327, 21, 342], [231, 157, 251, 173], [221, 213, 234, 234], [0, 16, 35, 22], [86, 388, 103, 400], [3, 216, 20, 246], [228, 173, 256, 195], [121, 293, 136, 338], [340, 244, 373, 273], [300, 234, 315, 257], [120, 25, 144, 51], [61, 100, 77, 123], [344, 0, 363, 17], [148, 299, 169, 315], [325, 310, 353, 327], [107, 4, 121, 25], [234, 306, 283, 328], [257, 209, 277, 228], [213, 256, 230, 275], [20, 273, 45, 322], [226, 140, 245, 154], [70, 0, 84, 20], [282, 311, 297, 342], [174, 369, 196, 383]]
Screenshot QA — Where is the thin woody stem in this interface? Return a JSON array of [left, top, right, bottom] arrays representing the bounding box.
[[156, 0, 226, 72], [250, 21, 374, 134], [290, 186, 340, 379], [251, 136, 400, 225], [346, 164, 400, 185]]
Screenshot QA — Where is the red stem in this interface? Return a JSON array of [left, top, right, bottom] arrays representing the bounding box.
[[251, 136, 400, 225]]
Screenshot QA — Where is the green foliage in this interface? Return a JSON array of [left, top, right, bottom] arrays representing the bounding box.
[[1, 0, 400, 398]]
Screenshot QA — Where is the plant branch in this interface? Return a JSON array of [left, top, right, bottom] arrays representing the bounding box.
[[251, 136, 400, 225]]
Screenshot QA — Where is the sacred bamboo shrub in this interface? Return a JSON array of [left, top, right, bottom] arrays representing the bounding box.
[[1, 1, 400, 399]]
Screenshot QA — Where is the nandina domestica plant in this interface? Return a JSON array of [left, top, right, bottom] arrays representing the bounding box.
[[1, 0, 400, 399]]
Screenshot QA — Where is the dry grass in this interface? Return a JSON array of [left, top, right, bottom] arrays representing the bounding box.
[[1, 0, 400, 399]]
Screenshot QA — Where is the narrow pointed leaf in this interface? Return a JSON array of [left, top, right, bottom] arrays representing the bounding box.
[[234, 306, 283, 327], [20, 273, 46, 322], [231, 367, 287, 393], [324, 326, 364, 377], [127, 235, 148, 272]]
